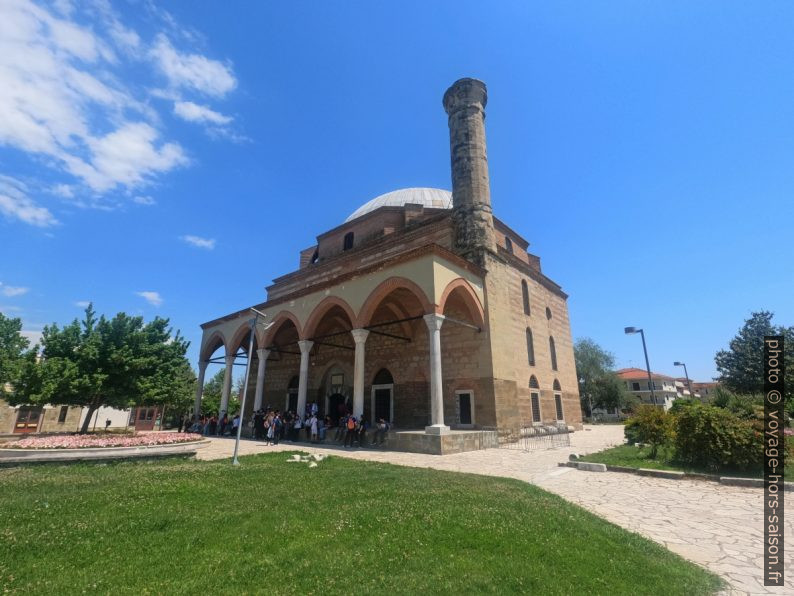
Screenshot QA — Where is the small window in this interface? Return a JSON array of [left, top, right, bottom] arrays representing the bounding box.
[[505, 236, 513, 253], [554, 394, 564, 420], [531, 392, 541, 423], [58, 406, 68, 423], [521, 280, 530, 315], [529, 375, 540, 389], [138, 409, 146, 421], [553, 379, 561, 391], [310, 249, 319, 264], [343, 232, 354, 251], [545, 306, 552, 320], [549, 336, 558, 371], [632, 382, 640, 391], [526, 328, 535, 366]]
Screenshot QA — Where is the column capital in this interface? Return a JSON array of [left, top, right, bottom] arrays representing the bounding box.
[[256, 347, 270, 360], [350, 328, 370, 344], [297, 339, 314, 355], [224, 354, 236, 366], [423, 313, 445, 331]]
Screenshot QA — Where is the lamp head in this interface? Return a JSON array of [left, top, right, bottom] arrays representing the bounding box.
[[673, 361, 683, 367], [624, 327, 639, 335]]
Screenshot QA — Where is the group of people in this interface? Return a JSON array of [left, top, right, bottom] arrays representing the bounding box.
[[181, 406, 392, 448]]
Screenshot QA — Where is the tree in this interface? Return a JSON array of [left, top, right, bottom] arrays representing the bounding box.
[[200, 369, 239, 417], [10, 304, 193, 433], [715, 311, 793, 400], [0, 313, 31, 393], [574, 338, 632, 416], [625, 405, 673, 458]]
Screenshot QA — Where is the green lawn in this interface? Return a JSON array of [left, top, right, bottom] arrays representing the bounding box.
[[580, 443, 789, 479], [0, 453, 722, 595]]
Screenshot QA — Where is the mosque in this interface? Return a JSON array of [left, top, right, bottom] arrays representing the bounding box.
[[195, 78, 581, 453]]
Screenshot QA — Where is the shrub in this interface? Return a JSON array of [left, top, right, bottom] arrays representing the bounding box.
[[624, 405, 673, 458], [673, 403, 761, 471]]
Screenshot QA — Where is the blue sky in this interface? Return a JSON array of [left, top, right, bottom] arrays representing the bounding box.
[[2, 0, 792, 384]]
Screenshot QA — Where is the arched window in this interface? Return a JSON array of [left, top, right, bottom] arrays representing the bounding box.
[[529, 376, 541, 423], [505, 236, 513, 254], [526, 328, 535, 366], [546, 306, 552, 320], [549, 336, 558, 371], [553, 379, 563, 421], [521, 280, 530, 315], [373, 368, 394, 385], [343, 232, 354, 251]]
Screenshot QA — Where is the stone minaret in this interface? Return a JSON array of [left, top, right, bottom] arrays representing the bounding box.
[[443, 78, 497, 266]]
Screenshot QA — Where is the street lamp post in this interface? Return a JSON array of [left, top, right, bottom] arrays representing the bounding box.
[[673, 361, 693, 399], [232, 309, 273, 466], [624, 327, 657, 406]]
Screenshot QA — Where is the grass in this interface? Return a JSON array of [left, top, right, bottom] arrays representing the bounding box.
[[580, 442, 791, 479], [0, 453, 722, 595]]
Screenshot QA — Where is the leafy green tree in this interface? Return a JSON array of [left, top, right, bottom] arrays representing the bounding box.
[[574, 338, 632, 416], [715, 311, 793, 399], [625, 405, 673, 458], [200, 369, 239, 417], [0, 313, 32, 393], [10, 304, 192, 433]]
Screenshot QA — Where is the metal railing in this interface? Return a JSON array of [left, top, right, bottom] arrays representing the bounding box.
[[479, 422, 571, 451]]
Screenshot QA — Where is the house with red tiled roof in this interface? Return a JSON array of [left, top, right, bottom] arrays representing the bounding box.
[[616, 368, 679, 411]]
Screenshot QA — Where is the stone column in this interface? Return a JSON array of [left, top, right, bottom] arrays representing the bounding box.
[[253, 348, 270, 411], [443, 78, 497, 263], [296, 340, 314, 418], [193, 360, 208, 418], [219, 354, 234, 418], [351, 329, 370, 419], [424, 313, 449, 434]]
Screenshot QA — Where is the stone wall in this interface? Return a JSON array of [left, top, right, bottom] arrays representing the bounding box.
[[482, 253, 582, 430]]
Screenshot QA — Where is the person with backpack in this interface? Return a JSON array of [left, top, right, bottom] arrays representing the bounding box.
[[272, 412, 282, 445], [344, 415, 357, 448], [357, 417, 368, 447], [374, 418, 390, 445]]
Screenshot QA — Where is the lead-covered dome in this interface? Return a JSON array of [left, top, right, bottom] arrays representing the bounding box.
[[345, 187, 452, 223]]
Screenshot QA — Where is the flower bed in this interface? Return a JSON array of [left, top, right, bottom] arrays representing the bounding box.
[[7, 433, 203, 450]]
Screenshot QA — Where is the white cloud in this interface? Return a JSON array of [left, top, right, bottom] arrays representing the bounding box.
[[133, 195, 156, 206], [74, 300, 90, 308], [0, 0, 238, 222], [0, 305, 23, 313], [0, 176, 58, 227], [21, 329, 43, 346], [136, 291, 162, 307], [174, 101, 231, 125], [180, 234, 216, 250], [0, 283, 30, 297], [150, 34, 236, 97]]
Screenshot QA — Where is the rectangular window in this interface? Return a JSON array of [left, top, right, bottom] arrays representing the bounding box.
[[632, 382, 640, 391], [530, 392, 541, 423], [58, 406, 68, 423], [554, 394, 564, 421]]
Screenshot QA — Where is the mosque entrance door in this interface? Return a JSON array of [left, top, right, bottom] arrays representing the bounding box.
[[328, 393, 347, 426]]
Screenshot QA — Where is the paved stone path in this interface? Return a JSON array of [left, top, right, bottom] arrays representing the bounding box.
[[197, 426, 792, 595]]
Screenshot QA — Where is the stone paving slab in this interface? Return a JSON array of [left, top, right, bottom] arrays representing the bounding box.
[[196, 426, 792, 595]]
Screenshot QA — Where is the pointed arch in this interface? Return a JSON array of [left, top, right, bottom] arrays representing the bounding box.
[[263, 310, 303, 347], [200, 329, 226, 362], [553, 379, 561, 391], [529, 375, 540, 389], [302, 296, 357, 339], [227, 319, 257, 356], [356, 276, 432, 327], [436, 278, 485, 328]]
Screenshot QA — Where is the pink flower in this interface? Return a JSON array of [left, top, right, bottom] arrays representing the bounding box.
[[7, 433, 203, 449]]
